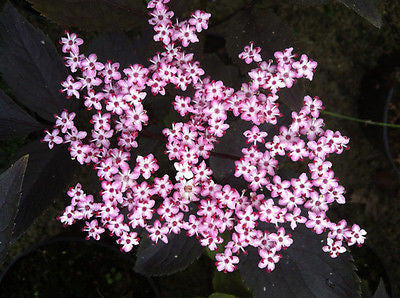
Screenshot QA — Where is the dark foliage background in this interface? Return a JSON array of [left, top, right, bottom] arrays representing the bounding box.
[[0, 0, 398, 297]]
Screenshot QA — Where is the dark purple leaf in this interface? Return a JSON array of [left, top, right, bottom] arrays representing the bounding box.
[[373, 278, 390, 298], [0, 155, 28, 262], [239, 226, 360, 298], [223, 7, 304, 111], [134, 231, 204, 276], [209, 118, 250, 183], [289, 0, 329, 4], [0, 2, 75, 122], [209, 293, 237, 298], [278, 81, 304, 113], [0, 89, 43, 139], [27, 0, 145, 31], [337, 0, 382, 28], [208, 104, 293, 185], [12, 140, 76, 240], [212, 270, 252, 298], [288, 0, 381, 27], [201, 53, 241, 89], [225, 7, 295, 66], [90, 31, 147, 69]]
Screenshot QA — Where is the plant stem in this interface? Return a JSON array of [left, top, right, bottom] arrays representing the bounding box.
[[322, 110, 400, 129]]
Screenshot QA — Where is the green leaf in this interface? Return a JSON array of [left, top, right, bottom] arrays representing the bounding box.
[[27, 0, 146, 31]]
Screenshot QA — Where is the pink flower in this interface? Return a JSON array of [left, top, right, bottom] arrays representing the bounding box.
[[189, 10, 211, 32], [153, 175, 173, 198], [135, 154, 159, 179], [258, 250, 281, 272], [244, 126, 268, 145], [125, 103, 148, 131], [117, 232, 140, 252], [154, 22, 172, 45], [175, 25, 199, 47], [50, 3, 366, 273], [81, 53, 104, 77], [328, 219, 347, 241], [84, 90, 104, 110], [215, 249, 239, 272], [60, 31, 83, 53], [100, 61, 121, 83], [291, 173, 313, 197], [61, 75, 82, 99], [43, 129, 63, 149], [292, 54, 317, 80], [322, 238, 346, 258], [58, 205, 79, 226], [306, 211, 328, 234], [268, 227, 293, 250], [285, 207, 307, 229], [147, 220, 169, 244], [107, 214, 129, 237], [83, 220, 105, 240], [96, 157, 118, 181], [157, 197, 179, 220], [239, 42, 262, 64], [344, 224, 367, 246], [175, 178, 200, 201], [149, 3, 173, 26], [64, 51, 83, 72], [259, 199, 281, 224], [274, 47, 295, 65], [55, 110, 76, 133]]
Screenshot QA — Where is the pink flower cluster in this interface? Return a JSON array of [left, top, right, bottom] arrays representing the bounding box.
[[44, 0, 366, 273]]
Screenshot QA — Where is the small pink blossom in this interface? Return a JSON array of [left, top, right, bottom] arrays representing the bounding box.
[[43, 129, 63, 149], [215, 248, 239, 272], [239, 42, 262, 64]]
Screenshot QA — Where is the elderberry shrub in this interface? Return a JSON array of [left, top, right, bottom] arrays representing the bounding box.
[[42, 0, 366, 276]]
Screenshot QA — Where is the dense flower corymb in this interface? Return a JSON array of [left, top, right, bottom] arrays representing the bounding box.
[[45, 0, 366, 274]]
